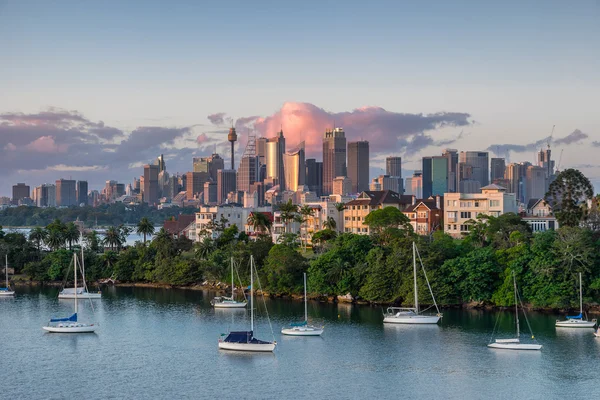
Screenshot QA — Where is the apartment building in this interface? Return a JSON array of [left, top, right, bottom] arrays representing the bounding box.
[[195, 204, 271, 240], [521, 198, 559, 232], [403, 196, 443, 236], [343, 190, 414, 235], [444, 184, 517, 238]]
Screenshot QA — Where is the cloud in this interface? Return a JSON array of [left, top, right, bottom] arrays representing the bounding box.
[[242, 102, 471, 157], [591, 141, 600, 147], [207, 112, 227, 125], [4, 143, 16, 151], [488, 129, 589, 157], [25, 136, 69, 153], [196, 133, 210, 145]]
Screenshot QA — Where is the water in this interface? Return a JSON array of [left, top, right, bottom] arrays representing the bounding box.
[[1, 287, 599, 399]]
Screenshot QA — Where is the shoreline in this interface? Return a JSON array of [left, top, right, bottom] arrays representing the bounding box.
[[11, 280, 600, 314]]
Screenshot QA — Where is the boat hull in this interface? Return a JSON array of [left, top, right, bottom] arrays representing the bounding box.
[[0, 291, 15, 296], [487, 342, 542, 351], [383, 315, 441, 324], [555, 320, 596, 328], [281, 326, 323, 336], [594, 332, 600, 338], [43, 324, 97, 333], [213, 302, 247, 309], [218, 341, 276, 352], [58, 293, 102, 299]]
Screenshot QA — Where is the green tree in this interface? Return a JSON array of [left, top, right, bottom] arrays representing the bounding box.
[[279, 199, 299, 234], [323, 216, 337, 231], [103, 226, 124, 251], [247, 212, 273, 235], [136, 217, 155, 244], [299, 205, 314, 250], [64, 222, 80, 250], [545, 168, 594, 227], [28, 227, 47, 253], [334, 202, 346, 232], [364, 206, 412, 244], [263, 244, 308, 294]]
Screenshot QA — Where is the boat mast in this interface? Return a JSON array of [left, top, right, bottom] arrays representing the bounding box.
[[74, 253, 78, 315], [413, 242, 419, 314], [250, 255, 254, 332], [5, 254, 8, 288], [304, 272, 308, 323], [513, 272, 519, 338], [80, 233, 86, 291], [231, 257, 234, 299], [579, 272, 583, 317]]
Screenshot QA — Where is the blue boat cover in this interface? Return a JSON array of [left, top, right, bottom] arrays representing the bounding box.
[[0, 287, 10, 291], [223, 331, 272, 344], [50, 313, 77, 322], [566, 313, 582, 320], [290, 321, 307, 327]]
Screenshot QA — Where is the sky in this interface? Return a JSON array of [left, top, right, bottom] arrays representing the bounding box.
[[1, 0, 599, 195]]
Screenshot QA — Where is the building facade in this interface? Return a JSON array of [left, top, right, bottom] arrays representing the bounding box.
[[55, 179, 77, 207], [266, 130, 286, 190], [283, 144, 305, 192], [459, 151, 489, 189], [76, 181, 88, 206], [12, 183, 30, 204], [522, 198, 559, 232], [403, 197, 443, 236], [348, 141, 370, 193], [322, 127, 346, 195], [143, 164, 160, 205], [217, 169, 237, 204], [343, 190, 414, 235]]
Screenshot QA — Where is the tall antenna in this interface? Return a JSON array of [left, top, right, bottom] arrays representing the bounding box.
[[547, 125, 555, 150]]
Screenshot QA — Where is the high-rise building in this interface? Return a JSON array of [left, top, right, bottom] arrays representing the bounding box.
[[186, 171, 210, 200], [431, 156, 449, 196], [217, 169, 237, 204], [55, 179, 77, 207], [133, 177, 140, 193], [284, 143, 306, 192], [156, 154, 166, 173], [490, 158, 506, 182], [537, 148, 554, 178], [422, 157, 433, 198], [348, 141, 370, 193], [442, 149, 459, 192], [526, 165, 547, 203], [203, 181, 217, 205], [76, 181, 88, 206], [370, 175, 399, 192], [305, 159, 323, 196], [256, 137, 268, 166], [193, 153, 224, 182], [34, 184, 55, 207], [405, 171, 423, 198], [266, 130, 286, 189], [143, 164, 160, 205], [322, 127, 346, 195], [333, 176, 352, 195], [237, 156, 259, 193], [459, 151, 489, 188], [12, 183, 30, 204]]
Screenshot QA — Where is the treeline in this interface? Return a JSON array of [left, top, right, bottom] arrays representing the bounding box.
[[0, 203, 198, 227]]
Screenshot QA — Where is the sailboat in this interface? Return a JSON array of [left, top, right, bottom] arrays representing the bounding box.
[[59, 236, 101, 299], [281, 272, 324, 336], [43, 253, 97, 333], [211, 257, 247, 308], [0, 255, 15, 296], [218, 255, 276, 352], [555, 272, 596, 328], [383, 242, 442, 324], [488, 272, 541, 350]]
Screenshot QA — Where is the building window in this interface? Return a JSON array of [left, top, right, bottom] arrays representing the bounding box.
[[460, 224, 471, 232], [474, 201, 480, 207], [489, 200, 500, 207], [460, 211, 472, 219], [447, 224, 451, 230], [453, 224, 457, 230]]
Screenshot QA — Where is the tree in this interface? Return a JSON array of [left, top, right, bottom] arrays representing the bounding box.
[[29, 227, 47, 253], [44, 228, 65, 251], [279, 199, 299, 234], [263, 244, 308, 294], [103, 226, 124, 251], [299, 205, 314, 250], [64, 222, 80, 250], [545, 168, 594, 227], [334, 202, 346, 232], [364, 206, 412, 244], [84, 230, 100, 252], [136, 217, 155, 244], [323, 216, 337, 231], [247, 212, 272, 234]]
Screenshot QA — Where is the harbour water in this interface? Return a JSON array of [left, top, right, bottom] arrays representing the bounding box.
[[1, 286, 599, 399]]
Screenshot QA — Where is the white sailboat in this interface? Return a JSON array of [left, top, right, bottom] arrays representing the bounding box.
[[488, 272, 541, 351], [43, 253, 97, 333], [58, 237, 101, 299], [383, 242, 442, 324], [218, 255, 276, 352], [0, 255, 15, 296], [555, 272, 596, 328], [211, 257, 247, 308], [281, 272, 324, 336]]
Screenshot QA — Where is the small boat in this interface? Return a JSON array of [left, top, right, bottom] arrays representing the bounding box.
[[555, 272, 596, 328], [383, 242, 442, 324], [58, 238, 101, 299], [44, 253, 97, 333], [211, 257, 246, 309], [282, 272, 324, 336], [0, 255, 15, 297], [218, 255, 276, 352], [488, 272, 541, 351]]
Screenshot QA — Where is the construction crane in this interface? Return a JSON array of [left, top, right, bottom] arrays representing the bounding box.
[[556, 149, 564, 172], [547, 125, 555, 149]]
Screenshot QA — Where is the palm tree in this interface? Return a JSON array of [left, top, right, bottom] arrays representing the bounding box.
[[299, 205, 314, 250], [29, 227, 47, 253], [279, 199, 299, 234], [323, 216, 337, 231], [103, 226, 123, 251], [247, 212, 272, 234], [334, 202, 346, 233], [64, 222, 80, 250], [44, 229, 65, 251], [136, 217, 155, 244], [195, 237, 215, 260], [84, 230, 100, 252]]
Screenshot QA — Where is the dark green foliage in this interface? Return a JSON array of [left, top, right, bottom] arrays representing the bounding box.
[[545, 168, 594, 227], [263, 244, 307, 294]]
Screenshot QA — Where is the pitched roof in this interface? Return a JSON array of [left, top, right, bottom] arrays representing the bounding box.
[[345, 190, 413, 206], [163, 214, 196, 236], [481, 184, 507, 191]]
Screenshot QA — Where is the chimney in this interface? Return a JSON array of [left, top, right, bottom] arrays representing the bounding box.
[[436, 195, 440, 209], [411, 195, 416, 206]]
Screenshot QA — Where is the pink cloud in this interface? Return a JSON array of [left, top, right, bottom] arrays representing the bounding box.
[[196, 133, 210, 145], [245, 102, 471, 158], [4, 143, 16, 151], [25, 136, 69, 153]]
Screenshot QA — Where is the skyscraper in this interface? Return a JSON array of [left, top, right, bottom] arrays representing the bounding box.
[[76, 181, 88, 206], [284, 142, 306, 192], [193, 153, 224, 182], [186, 171, 210, 200], [55, 179, 77, 207], [526, 165, 546, 203], [322, 127, 346, 196], [348, 141, 370, 193], [266, 130, 286, 189], [305, 159, 323, 196], [156, 154, 166, 173], [237, 156, 259, 193], [405, 171, 423, 198], [431, 156, 449, 196], [537, 147, 554, 178], [459, 151, 489, 189], [34, 184, 55, 207], [333, 176, 352, 195], [12, 183, 30, 204], [228, 127, 237, 170], [256, 137, 268, 166], [490, 158, 506, 182], [422, 157, 433, 198], [217, 169, 237, 204], [143, 164, 159, 205], [442, 149, 459, 192]]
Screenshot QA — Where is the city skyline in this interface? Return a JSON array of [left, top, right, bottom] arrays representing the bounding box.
[[1, 1, 599, 195]]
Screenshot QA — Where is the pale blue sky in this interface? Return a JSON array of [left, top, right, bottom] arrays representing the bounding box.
[[0, 0, 599, 193]]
